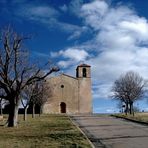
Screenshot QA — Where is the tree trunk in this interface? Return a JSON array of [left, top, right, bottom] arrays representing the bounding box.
[[39, 105, 43, 117], [24, 106, 28, 121], [32, 104, 35, 118], [7, 102, 19, 127], [125, 102, 128, 115], [129, 102, 133, 115], [0, 107, 2, 115], [0, 99, 2, 115], [131, 103, 134, 116], [0, 102, 2, 115], [132, 105, 135, 116]]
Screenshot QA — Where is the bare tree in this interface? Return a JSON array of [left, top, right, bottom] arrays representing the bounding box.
[[21, 81, 47, 120], [116, 101, 125, 113], [27, 80, 53, 117], [36, 81, 52, 116], [112, 71, 146, 115], [29, 82, 43, 118], [0, 27, 59, 127], [21, 84, 35, 121]]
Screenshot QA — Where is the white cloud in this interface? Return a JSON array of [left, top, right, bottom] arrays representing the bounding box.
[[119, 18, 148, 40], [106, 108, 115, 113], [58, 60, 73, 68], [51, 47, 90, 69], [28, 6, 58, 18], [16, 0, 148, 106], [57, 0, 148, 104], [18, 5, 59, 20], [93, 107, 118, 113], [69, 0, 83, 15], [92, 83, 113, 99], [82, 0, 108, 16], [53, 47, 88, 59], [16, 3, 85, 39], [81, 0, 108, 30], [54, 21, 82, 34], [60, 48, 89, 61], [67, 26, 88, 40]]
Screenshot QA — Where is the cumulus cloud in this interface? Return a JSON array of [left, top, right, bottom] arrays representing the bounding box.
[[14, 0, 148, 107], [81, 0, 108, 30], [92, 83, 113, 99], [81, 0, 148, 102], [56, 0, 148, 104], [60, 48, 89, 61], [67, 26, 89, 40], [69, 0, 84, 16], [51, 48, 90, 68], [57, 60, 73, 68]]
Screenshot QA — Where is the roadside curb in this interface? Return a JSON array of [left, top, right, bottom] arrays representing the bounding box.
[[68, 116, 95, 148], [111, 115, 148, 126]]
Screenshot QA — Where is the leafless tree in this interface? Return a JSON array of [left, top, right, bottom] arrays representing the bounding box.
[[0, 27, 59, 127], [116, 101, 125, 113], [0, 98, 8, 115], [21, 84, 35, 121], [112, 71, 146, 115], [36, 81, 52, 116], [21, 81, 48, 120], [29, 81, 44, 118]]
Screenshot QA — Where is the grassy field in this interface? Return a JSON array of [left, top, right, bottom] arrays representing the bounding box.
[[0, 114, 91, 148], [114, 112, 148, 123]]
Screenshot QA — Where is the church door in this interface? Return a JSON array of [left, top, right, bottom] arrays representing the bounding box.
[[60, 102, 66, 113]]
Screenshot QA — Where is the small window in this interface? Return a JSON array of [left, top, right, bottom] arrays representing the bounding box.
[[82, 68, 87, 77], [61, 85, 64, 88]]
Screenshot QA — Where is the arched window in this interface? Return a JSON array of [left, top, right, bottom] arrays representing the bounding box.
[[76, 68, 78, 77], [82, 68, 87, 77]]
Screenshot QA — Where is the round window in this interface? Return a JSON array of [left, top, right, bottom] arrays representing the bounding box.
[[61, 85, 64, 88]]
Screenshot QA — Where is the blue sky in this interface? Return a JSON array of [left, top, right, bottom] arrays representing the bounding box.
[[1, 0, 148, 113]]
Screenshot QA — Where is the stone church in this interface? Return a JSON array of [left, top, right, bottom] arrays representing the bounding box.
[[43, 64, 92, 114]]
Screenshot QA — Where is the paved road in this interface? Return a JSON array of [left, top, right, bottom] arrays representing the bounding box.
[[71, 115, 148, 148]]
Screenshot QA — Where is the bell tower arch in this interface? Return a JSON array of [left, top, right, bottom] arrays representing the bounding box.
[[76, 64, 91, 78]]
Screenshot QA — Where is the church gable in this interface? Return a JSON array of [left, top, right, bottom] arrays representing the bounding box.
[[43, 64, 92, 114]]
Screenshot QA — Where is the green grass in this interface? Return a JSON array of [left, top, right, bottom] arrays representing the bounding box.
[[113, 112, 148, 123], [0, 114, 91, 148]]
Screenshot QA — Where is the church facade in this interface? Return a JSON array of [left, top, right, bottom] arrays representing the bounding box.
[[43, 64, 92, 114]]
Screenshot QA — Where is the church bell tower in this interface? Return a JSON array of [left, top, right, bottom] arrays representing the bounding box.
[[76, 64, 92, 114], [76, 64, 91, 78]]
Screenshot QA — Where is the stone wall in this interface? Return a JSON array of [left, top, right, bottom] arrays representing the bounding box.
[[78, 77, 92, 114], [43, 74, 79, 114]]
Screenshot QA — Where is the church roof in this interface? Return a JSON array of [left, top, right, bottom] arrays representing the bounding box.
[[61, 73, 77, 80], [77, 63, 91, 67]]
